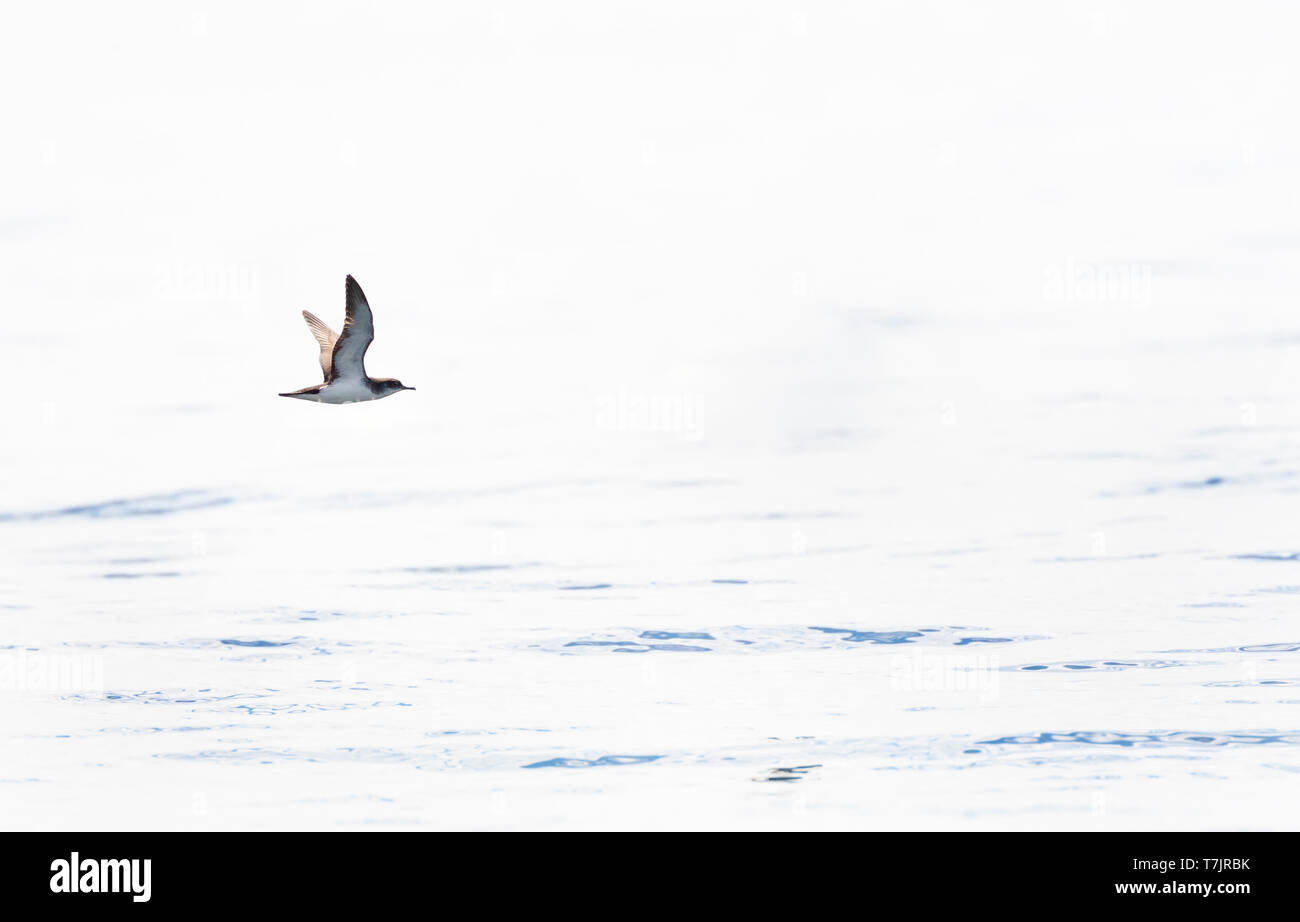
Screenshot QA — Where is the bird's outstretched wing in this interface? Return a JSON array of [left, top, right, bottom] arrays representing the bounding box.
[[329, 275, 374, 382], [302, 310, 338, 381]]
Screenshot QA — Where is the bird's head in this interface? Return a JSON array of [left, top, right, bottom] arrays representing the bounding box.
[[376, 378, 415, 396]]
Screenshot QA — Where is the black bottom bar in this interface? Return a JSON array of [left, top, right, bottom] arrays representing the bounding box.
[[2, 832, 1293, 909]]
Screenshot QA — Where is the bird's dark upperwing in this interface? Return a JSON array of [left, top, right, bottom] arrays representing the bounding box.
[[329, 275, 375, 382]]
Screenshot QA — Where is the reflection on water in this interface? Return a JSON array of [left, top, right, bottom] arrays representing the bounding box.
[[753, 764, 821, 783]]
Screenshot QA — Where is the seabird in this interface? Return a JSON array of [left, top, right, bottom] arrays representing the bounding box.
[[279, 275, 414, 403]]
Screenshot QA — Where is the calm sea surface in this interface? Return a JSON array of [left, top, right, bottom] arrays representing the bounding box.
[[4, 298, 1299, 830]]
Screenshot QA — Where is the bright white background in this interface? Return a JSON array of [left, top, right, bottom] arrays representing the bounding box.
[[2, 2, 1299, 829]]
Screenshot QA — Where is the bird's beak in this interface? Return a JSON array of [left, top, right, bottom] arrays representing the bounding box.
[[404, 386, 416, 391]]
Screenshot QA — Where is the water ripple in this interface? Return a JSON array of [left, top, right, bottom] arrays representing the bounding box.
[[102, 571, 182, 580], [523, 755, 662, 769], [973, 730, 1300, 749], [564, 639, 711, 653], [157, 746, 417, 764], [396, 563, 538, 574], [1156, 642, 1299, 654], [0, 489, 234, 523], [811, 627, 923, 644], [557, 625, 1034, 655], [1007, 659, 1198, 672]]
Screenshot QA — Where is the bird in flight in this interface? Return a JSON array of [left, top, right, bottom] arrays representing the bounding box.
[[279, 275, 414, 403]]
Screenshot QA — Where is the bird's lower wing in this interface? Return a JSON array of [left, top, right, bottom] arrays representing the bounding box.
[[302, 310, 339, 380]]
